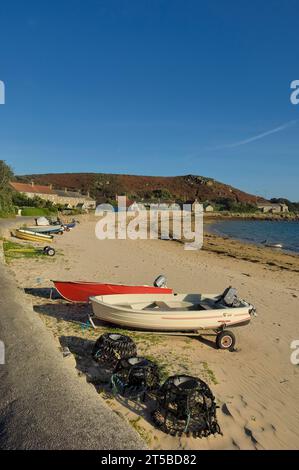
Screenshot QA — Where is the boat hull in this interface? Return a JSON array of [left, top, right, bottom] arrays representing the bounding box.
[[27, 225, 64, 234], [90, 293, 252, 332], [53, 280, 173, 303], [15, 229, 53, 243]]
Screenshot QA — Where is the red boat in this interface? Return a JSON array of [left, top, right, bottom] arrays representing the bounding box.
[[52, 276, 172, 303]]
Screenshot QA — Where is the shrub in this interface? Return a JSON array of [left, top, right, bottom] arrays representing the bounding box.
[[0, 160, 15, 217], [20, 207, 57, 216]]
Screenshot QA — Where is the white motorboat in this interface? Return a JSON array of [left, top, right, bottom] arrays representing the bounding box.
[[90, 287, 256, 350]]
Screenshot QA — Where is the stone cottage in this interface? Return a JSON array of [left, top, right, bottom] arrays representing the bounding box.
[[10, 181, 96, 210]]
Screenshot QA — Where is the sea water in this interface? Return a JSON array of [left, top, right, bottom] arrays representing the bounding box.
[[207, 219, 299, 254]]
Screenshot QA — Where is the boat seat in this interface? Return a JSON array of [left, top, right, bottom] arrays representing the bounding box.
[[145, 301, 173, 310], [199, 299, 227, 310], [143, 302, 204, 312], [199, 299, 217, 310]]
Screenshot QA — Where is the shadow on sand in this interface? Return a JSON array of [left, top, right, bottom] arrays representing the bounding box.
[[24, 287, 62, 300], [33, 302, 92, 324], [59, 334, 158, 428]]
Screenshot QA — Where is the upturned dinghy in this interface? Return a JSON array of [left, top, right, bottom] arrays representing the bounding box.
[[53, 275, 172, 303], [27, 225, 64, 234], [90, 287, 256, 350]]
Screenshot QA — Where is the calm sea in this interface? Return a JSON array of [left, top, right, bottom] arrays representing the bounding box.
[[206, 219, 299, 254]]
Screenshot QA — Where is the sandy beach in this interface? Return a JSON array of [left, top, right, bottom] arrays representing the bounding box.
[[2, 215, 299, 450]]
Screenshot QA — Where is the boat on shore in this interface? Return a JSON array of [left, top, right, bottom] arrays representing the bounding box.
[[14, 229, 54, 243], [27, 225, 64, 234], [262, 240, 283, 249], [34, 216, 77, 231], [52, 276, 173, 303], [63, 219, 77, 230], [90, 287, 256, 349]]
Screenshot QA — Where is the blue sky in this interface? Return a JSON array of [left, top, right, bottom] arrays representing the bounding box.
[[0, 0, 298, 199]]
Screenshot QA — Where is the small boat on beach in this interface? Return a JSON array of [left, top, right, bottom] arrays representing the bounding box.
[[34, 216, 77, 231], [90, 287, 256, 349], [262, 240, 283, 249], [27, 225, 64, 234], [52, 275, 173, 303], [63, 219, 77, 230], [14, 229, 53, 243]]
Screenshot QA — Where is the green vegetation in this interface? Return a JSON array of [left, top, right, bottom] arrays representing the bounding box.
[[214, 197, 257, 213], [3, 239, 45, 262], [201, 361, 218, 385], [20, 207, 57, 216], [0, 160, 15, 217], [128, 417, 152, 445], [141, 188, 174, 201], [12, 192, 58, 215]]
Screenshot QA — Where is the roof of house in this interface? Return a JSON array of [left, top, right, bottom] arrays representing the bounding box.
[[10, 182, 55, 195], [10, 181, 95, 201], [55, 189, 84, 198]]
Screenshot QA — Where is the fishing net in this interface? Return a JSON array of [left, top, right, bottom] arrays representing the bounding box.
[[152, 375, 221, 438], [92, 333, 137, 367], [111, 356, 161, 398]]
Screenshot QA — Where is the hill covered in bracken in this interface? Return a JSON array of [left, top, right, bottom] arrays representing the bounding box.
[[16, 172, 267, 205]]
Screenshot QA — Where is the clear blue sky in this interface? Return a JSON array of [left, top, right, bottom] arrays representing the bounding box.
[[0, 0, 298, 199]]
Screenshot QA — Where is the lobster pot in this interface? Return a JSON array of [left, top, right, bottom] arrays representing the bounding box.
[[92, 333, 137, 367], [152, 375, 221, 438], [111, 357, 160, 397]]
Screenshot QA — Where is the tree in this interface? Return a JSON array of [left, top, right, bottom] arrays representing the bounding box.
[[0, 160, 14, 216]]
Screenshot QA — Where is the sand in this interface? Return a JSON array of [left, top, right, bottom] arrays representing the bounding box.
[[4, 214, 299, 450]]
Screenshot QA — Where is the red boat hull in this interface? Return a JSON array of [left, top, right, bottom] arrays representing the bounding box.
[[52, 280, 173, 303]]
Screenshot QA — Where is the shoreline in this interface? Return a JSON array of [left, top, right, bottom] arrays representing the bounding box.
[[204, 212, 299, 221], [204, 220, 299, 258]]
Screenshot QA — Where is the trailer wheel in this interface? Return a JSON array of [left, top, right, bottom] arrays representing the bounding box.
[[46, 247, 56, 257], [216, 330, 235, 351]]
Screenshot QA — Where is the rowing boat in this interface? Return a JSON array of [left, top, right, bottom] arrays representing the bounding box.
[[52, 279, 173, 303], [15, 229, 53, 243], [90, 287, 255, 333], [27, 225, 64, 234]]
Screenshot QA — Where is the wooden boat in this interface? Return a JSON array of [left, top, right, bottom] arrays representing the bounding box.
[[27, 225, 64, 234], [52, 279, 173, 303], [90, 288, 256, 334], [15, 229, 53, 243]]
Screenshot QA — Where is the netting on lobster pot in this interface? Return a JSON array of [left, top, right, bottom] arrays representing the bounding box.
[[92, 333, 137, 367], [111, 357, 161, 398], [152, 375, 221, 438]]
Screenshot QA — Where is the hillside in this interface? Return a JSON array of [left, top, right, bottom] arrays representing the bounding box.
[[16, 173, 266, 205]]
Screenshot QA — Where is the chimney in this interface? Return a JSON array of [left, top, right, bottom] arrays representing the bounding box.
[[49, 184, 52, 190], [31, 181, 34, 187], [87, 191, 90, 197], [65, 187, 68, 193]]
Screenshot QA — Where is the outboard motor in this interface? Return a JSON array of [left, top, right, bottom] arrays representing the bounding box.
[[222, 286, 241, 307], [153, 274, 167, 288]]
